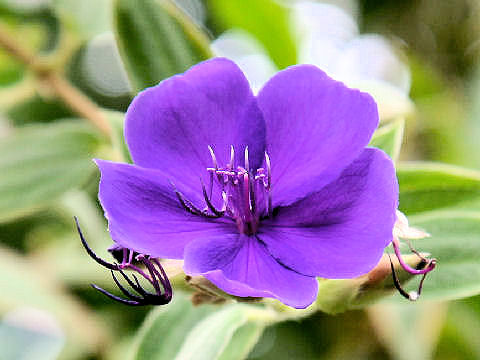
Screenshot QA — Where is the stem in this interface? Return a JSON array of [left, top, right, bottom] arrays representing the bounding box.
[[45, 73, 111, 135], [0, 25, 111, 136]]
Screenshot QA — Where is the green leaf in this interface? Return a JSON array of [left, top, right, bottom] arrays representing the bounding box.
[[397, 162, 480, 215], [207, 0, 296, 69], [53, 0, 111, 39], [175, 305, 250, 360], [132, 294, 216, 360], [216, 322, 264, 360], [399, 211, 480, 301], [439, 300, 480, 360], [369, 117, 405, 161], [0, 121, 101, 222], [113, 0, 212, 92], [6, 94, 74, 126], [132, 293, 264, 360]]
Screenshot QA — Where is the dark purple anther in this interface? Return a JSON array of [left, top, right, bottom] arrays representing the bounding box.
[[75, 217, 172, 306]]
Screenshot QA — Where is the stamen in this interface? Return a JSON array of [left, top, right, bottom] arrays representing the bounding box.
[[208, 145, 218, 170], [173, 186, 223, 219], [244, 146, 250, 173], [388, 253, 416, 301], [388, 247, 435, 302], [392, 237, 436, 275], [229, 145, 235, 169], [174, 146, 275, 234], [75, 217, 172, 306], [264, 152, 271, 190], [174, 189, 202, 216], [111, 270, 143, 301], [75, 217, 118, 270], [200, 178, 224, 217], [91, 283, 144, 306], [264, 152, 272, 216]]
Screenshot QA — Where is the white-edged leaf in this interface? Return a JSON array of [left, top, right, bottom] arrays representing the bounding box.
[[397, 162, 480, 215], [0, 121, 101, 222]]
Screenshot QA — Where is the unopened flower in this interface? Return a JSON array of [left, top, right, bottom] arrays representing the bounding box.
[[94, 58, 398, 308]]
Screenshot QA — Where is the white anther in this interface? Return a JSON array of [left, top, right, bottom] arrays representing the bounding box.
[[208, 145, 218, 170], [244, 146, 249, 173], [229, 145, 235, 169], [264, 152, 271, 189], [408, 291, 419, 301]]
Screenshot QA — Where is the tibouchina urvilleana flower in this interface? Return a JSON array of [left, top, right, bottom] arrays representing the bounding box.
[[90, 58, 400, 309]]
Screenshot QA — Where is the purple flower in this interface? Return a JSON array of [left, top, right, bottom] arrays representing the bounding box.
[[96, 58, 398, 309]]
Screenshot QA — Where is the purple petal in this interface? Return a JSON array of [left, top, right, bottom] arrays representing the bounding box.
[[257, 64, 379, 206], [125, 58, 266, 189], [183, 234, 318, 309], [96, 159, 235, 258], [260, 148, 398, 278]]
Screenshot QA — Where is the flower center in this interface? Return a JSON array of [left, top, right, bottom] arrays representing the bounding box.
[[173, 146, 272, 235]]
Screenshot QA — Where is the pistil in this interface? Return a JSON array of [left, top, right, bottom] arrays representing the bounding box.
[[175, 146, 272, 235]]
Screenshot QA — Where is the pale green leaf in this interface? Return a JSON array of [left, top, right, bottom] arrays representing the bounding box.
[[132, 294, 216, 360], [217, 322, 265, 360], [0, 121, 101, 222], [397, 162, 480, 215], [132, 293, 264, 360], [174, 305, 248, 360]]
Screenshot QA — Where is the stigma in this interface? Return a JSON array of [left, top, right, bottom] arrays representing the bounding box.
[[174, 146, 272, 235]]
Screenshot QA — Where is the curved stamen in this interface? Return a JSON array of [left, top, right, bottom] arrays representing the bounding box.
[[388, 252, 433, 302], [174, 188, 202, 215], [392, 237, 437, 275], [75, 217, 118, 270], [388, 253, 416, 301], [91, 283, 144, 306], [111, 270, 143, 301], [151, 258, 173, 294], [75, 217, 172, 306], [200, 178, 224, 217], [174, 187, 223, 219]]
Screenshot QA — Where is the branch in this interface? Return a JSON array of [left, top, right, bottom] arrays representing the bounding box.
[[0, 25, 111, 136]]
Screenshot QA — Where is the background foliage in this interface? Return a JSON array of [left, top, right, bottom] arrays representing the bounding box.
[[1, 0, 480, 359]]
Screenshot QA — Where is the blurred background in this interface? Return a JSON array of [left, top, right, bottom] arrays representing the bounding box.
[[1, 0, 480, 359]]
